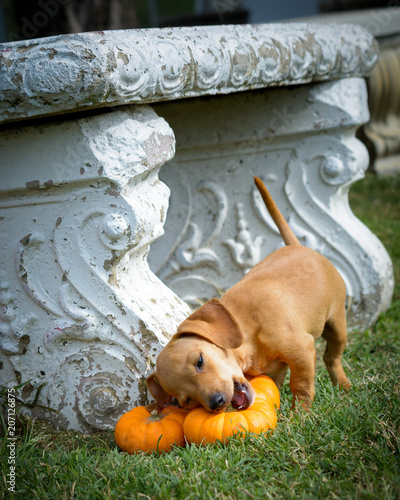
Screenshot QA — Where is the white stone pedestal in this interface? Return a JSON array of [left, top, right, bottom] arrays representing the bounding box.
[[0, 106, 191, 431]]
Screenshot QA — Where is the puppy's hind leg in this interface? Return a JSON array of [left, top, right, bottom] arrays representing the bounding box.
[[322, 312, 351, 390]]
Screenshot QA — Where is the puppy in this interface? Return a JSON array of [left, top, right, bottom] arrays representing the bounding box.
[[147, 177, 350, 412]]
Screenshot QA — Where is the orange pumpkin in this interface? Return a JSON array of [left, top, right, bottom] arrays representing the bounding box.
[[247, 375, 280, 410], [114, 405, 187, 454], [183, 376, 279, 445]]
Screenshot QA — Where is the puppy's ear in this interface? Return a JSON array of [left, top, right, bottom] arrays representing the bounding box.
[[146, 373, 174, 410], [176, 298, 243, 349]]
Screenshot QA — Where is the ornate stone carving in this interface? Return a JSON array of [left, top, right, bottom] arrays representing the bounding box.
[[149, 77, 394, 329], [0, 105, 190, 431], [223, 203, 265, 274], [0, 23, 378, 124], [157, 181, 226, 283]]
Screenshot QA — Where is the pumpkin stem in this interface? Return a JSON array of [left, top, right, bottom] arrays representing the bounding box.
[[148, 409, 165, 422]]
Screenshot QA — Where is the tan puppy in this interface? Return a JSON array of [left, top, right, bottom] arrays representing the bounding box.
[[147, 177, 351, 412]]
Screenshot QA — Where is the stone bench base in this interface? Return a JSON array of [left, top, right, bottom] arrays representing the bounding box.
[[0, 106, 191, 431]]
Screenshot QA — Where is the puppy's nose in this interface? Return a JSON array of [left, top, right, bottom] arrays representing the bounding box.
[[209, 393, 226, 411]]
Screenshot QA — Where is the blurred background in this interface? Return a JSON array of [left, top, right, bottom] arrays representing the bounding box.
[[0, 0, 395, 43]]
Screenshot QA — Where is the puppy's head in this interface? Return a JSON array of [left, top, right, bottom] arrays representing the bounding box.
[[147, 298, 255, 413]]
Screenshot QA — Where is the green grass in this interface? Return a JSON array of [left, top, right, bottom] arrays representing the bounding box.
[[1, 173, 400, 500]]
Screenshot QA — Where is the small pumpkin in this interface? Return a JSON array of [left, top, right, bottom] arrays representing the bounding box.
[[114, 404, 187, 454], [183, 376, 279, 445]]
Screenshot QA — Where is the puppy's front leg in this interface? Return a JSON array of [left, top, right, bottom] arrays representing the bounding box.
[[287, 334, 317, 410]]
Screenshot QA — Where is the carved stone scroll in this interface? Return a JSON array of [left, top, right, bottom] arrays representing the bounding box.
[[149, 77, 394, 329], [0, 106, 191, 431]]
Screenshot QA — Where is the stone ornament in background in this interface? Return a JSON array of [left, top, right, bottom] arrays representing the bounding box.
[[0, 106, 191, 431], [361, 46, 400, 175]]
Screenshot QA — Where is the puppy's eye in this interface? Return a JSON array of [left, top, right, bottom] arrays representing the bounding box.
[[196, 354, 203, 371]]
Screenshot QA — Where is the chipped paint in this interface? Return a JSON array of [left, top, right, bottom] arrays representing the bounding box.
[[26, 180, 40, 189], [107, 188, 120, 197]]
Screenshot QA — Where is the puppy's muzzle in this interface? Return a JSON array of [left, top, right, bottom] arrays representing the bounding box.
[[209, 381, 253, 412]]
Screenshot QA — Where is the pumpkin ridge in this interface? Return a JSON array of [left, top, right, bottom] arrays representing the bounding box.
[[243, 407, 269, 434], [249, 375, 280, 409], [164, 409, 187, 426], [209, 412, 224, 443], [145, 420, 161, 452], [197, 410, 212, 444], [223, 411, 248, 439]]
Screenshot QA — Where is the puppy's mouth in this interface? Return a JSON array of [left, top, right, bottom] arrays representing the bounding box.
[[231, 381, 252, 410]]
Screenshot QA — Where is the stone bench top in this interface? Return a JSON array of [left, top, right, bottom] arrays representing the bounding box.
[[0, 23, 378, 124]]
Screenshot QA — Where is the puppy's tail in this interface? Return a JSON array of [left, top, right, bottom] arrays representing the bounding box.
[[254, 176, 300, 247]]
